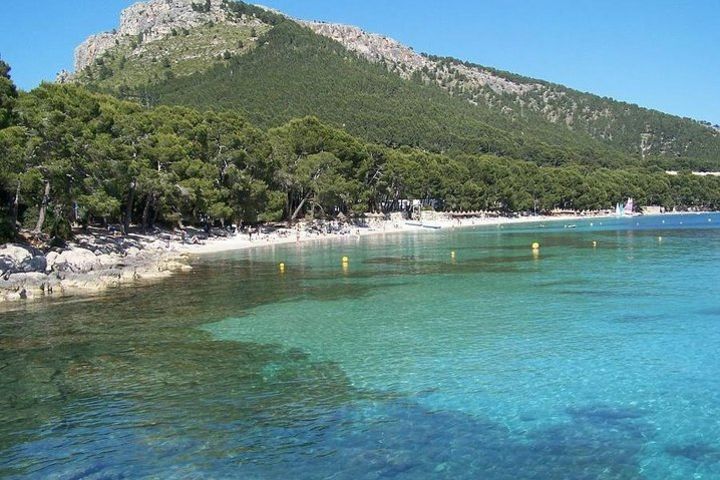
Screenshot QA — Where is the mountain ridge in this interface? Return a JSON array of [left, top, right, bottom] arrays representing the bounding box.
[[65, 0, 720, 169]]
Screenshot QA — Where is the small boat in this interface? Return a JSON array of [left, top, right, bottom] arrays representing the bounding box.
[[624, 198, 635, 216], [616, 203, 623, 217], [616, 198, 636, 217]]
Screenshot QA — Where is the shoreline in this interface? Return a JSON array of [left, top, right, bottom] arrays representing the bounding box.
[[183, 209, 714, 256], [0, 211, 714, 305], [0, 229, 193, 304], [179, 212, 617, 256]]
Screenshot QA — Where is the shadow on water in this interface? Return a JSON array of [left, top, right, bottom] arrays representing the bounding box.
[[357, 252, 560, 278], [608, 313, 667, 324], [214, 399, 655, 480], [0, 257, 659, 478], [665, 442, 720, 463], [554, 289, 661, 298], [697, 306, 720, 317], [0, 325, 373, 477], [1, 373, 657, 479], [0, 266, 374, 468]]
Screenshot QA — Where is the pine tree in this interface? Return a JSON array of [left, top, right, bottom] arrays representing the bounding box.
[[0, 60, 18, 129]]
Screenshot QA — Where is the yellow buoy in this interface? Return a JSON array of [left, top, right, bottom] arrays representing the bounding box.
[[532, 242, 540, 250], [451, 251, 456, 258], [342, 256, 349, 263], [279, 262, 286, 272]]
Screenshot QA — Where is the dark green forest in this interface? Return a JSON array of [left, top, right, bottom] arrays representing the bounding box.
[[2, 61, 720, 242], [129, 21, 636, 169], [81, 17, 720, 172]]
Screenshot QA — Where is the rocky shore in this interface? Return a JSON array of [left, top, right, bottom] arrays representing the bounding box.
[[0, 229, 193, 303]]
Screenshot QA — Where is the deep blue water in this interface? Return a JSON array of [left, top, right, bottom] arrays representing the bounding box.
[[2, 213, 720, 479]]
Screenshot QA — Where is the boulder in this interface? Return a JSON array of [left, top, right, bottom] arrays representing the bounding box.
[[0, 244, 33, 275], [51, 248, 100, 273], [0, 245, 49, 279], [96, 252, 123, 268], [19, 255, 47, 274], [45, 252, 59, 272]]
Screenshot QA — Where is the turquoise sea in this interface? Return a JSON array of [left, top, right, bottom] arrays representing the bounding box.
[[2, 213, 720, 479]]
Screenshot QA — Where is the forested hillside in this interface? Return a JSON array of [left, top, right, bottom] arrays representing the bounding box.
[[71, 0, 720, 171], [2, 62, 720, 242], [140, 21, 633, 168]]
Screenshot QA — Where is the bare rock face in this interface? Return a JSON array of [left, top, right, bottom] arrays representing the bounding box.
[[55, 69, 72, 84], [301, 21, 539, 97], [304, 22, 421, 69], [75, 32, 119, 73], [74, 0, 237, 72], [117, 0, 229, 40]]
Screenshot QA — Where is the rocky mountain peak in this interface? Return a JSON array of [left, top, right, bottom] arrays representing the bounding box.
[[117, 0, 230, 40], [74, 0, 240, 72]]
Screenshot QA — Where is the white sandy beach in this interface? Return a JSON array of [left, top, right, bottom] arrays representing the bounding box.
[[180, 213, 616, 256]]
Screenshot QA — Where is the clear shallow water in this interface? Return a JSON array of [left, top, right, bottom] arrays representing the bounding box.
[[2, 214, 720, 479]]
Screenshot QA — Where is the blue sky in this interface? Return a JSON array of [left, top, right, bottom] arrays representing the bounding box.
[[1, 0, 718, 124]]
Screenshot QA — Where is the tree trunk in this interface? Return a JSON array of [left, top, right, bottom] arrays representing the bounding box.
[[291, 192, 312, 221], [123, 180, 136, 235], [285, 192, 292, 219], [151, 200, 160, 229], [11, 181, 20, 230], [33, 180, 51, 234], [142, 193, 154, 232]]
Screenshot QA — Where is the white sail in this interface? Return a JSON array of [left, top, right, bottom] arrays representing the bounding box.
[[624, 198, 634, 216]]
